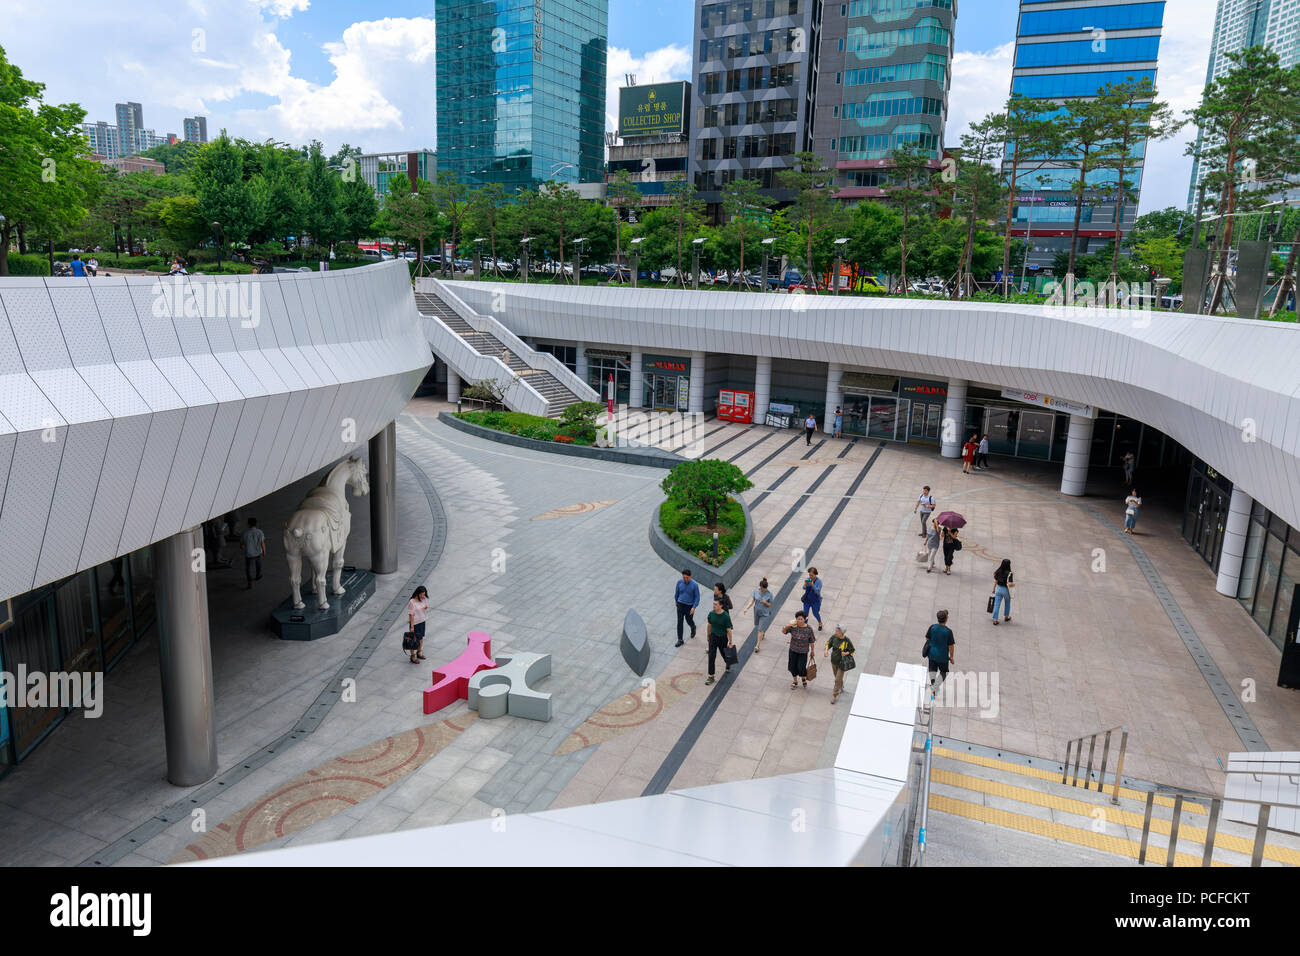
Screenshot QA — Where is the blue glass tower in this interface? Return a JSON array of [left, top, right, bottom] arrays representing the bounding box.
[[436, 0, 608, 188], [1004, 0, 1165, 273]]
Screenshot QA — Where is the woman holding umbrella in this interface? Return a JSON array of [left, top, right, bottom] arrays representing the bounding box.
[[936, 511, 965, 576]]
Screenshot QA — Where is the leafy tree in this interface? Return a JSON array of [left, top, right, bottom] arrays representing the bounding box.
[[607, 168, 640, 275], [660, 459, 754, 531], [720, 176, 769, 284], [949, 113, 1007, 297], [1059, 96, 1114, 282], [432, 171, 472, 276], [998, 93, 1062, 295], [536, 180, 586, 282], [663, 175, 704, 288], [339, 172, 378, 246], [140, 140, 200, 174], [846, 201, 903, 278], [378, 176, 441, 274], [467, 181, 508, 276], [883, 144, 938, 292], [1133, 235, 1185, 288], [776, 151, 840, 291], [303, 141, 342, 248], [1094, 78, 1183, 287], [0, 45, 101, 274], [148, 194, 208, 257], [327, 142, 363, 169], [192, 132, 258, 247], [1185, 45, 1300, 311]]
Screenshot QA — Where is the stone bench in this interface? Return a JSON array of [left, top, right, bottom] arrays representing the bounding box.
[[621, 609, 650, 676], [468, 652, 552, 722]]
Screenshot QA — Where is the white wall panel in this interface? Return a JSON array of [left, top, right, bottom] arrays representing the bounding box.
[[35, 420, 113, 584]]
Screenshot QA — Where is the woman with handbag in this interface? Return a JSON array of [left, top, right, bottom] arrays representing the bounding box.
[[405, 586, 430, 663], [782, 612, 816, 689], [824, 625, 856, 704], [941, 527, 961, 575], [990, 560, 1014, 625]]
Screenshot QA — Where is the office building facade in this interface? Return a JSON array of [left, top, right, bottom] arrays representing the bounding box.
[[1187, 0, 1300, 211], [361, 150, 438, 200], [1004, 0, 1165, 272], [183, 116, 209, 145], [435, 0, 607, 189], [691, 0, 821, 217], [813, 0, 956, 201]]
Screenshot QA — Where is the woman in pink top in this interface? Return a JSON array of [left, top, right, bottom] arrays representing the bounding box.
[[407, 586, 429, 663]]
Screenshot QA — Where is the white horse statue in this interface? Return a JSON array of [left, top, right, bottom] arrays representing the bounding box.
[[284, 456, 370, 610]]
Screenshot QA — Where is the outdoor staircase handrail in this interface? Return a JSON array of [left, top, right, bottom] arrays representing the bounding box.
[[425, 279, 599, 404], [420, 313, 549, 417], [1063, 725, 1129, 806], [1134, 779, 1300, 868], [915, 688, 936, 867]]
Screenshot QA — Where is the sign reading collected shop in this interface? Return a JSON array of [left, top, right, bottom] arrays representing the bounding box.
[[643, 353, 691, 374], [1001, 387, 1095, 419], [619, 82, 687, 138]]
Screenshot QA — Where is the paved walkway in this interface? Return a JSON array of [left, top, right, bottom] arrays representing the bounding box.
[[2, 404, 1297, 864]]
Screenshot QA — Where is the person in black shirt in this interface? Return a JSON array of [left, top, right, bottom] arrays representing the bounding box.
[[705, 598, 734, 685], [713, 582, 733, 613]]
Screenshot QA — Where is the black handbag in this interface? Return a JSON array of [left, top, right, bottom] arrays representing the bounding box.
[[952, 537, 963, 551], [723, 644, 739, 666], [840, 651, 857, 672], [987, 593, 996, 614], [921, 639, 931, 659], [401, 631, 419, 650]]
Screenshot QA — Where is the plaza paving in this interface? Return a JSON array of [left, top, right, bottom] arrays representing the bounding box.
[[0, 399, 1297, 865]]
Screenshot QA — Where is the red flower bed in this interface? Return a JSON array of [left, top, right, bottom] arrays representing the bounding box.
[[552, 435, 575, 444]]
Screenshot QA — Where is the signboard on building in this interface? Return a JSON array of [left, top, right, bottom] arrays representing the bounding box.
[[1001, 387, 1095, 419], [619, 82, 687, 138], [642, 354, 691, 374], [899, 379, 947, 400]]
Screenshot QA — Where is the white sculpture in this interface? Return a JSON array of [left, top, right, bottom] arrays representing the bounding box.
[[284, 456, 370, 610]]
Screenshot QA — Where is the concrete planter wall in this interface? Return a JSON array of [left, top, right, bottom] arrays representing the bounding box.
[[439, 412, 684, 469], [649, 494, 755, 592]]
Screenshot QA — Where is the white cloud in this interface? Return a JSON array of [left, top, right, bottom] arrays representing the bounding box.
[[606, 44, 693, 131], [947, 3, 1217, 214], [252, 0, 311, 18]]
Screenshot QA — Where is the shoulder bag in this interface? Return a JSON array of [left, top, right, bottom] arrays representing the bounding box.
[[401, 631, 419, 651]]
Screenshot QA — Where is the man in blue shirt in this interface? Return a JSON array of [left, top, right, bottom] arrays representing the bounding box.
[[674, 569, 700, 647], [69, 254, 87, 277]]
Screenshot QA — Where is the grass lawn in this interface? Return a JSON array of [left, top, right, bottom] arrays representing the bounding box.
[[659, 497, 745, 567], [456, 409, 595, 445]]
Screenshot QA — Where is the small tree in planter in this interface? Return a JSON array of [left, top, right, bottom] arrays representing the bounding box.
[[558, 401, 604, 442], [661, 459, 754, 530], [461, 377, 517, 410]]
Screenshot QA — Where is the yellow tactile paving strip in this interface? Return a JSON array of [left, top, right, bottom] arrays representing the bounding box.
[[935, 746, 1208, 815], [935, 769, 1300, 866], [929, 794, 1226, 867]]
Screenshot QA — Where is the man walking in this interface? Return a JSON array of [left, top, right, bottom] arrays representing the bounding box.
[[674, 569, 700, 646], [704, 597, 734, 685], [804, 413, 817, 446], [242, 517, 266, 590], [977, 434, 990, 470], [914, 485, 936, 537], [923, 609, 955, 710]]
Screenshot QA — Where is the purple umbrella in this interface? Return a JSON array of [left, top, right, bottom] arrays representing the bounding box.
[[936, 511, 966, 529]]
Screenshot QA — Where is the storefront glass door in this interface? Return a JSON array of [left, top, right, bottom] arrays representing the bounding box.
[[1016, 411, 1055, 460]]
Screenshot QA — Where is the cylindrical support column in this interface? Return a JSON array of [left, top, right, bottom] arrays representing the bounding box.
[[824, 362, 843, 428], [369, 421, 398, 574], [153, 527, 218, 786], [689, 351, 706, 415], [1060, 414, 1095, 496], [575, 343, 588, 383], [630, 350, 644, 408], [940, 380, 968, 459], [1216, 487, 1254, 596], [447, 370, 460, 404], [754, 355, 772, 423]]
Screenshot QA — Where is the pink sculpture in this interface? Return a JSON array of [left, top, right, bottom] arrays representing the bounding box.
[[423, 632, 496, 714]]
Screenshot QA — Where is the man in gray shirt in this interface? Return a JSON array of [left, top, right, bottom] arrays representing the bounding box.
[[242, 517, 266, 590]]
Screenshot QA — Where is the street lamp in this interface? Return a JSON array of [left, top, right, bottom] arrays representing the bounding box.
[[211, 221, 222, 271], [691, 237, 707, 289], [550, 161, 577, 180], [519, 236, 533, 284], [572, 237, 587, 285], [630, 236, 645, 288], [832, 238, 850, 295], [761, 237, 777, 292]]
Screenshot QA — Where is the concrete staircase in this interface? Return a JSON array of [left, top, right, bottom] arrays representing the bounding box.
[[923, 740, 1300, 867], [415, 288, 594, 416]]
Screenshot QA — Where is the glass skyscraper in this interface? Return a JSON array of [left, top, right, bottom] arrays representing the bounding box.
[[1004, 0, 1165, 273], [1188, 0, 1300, 210], [435, 0, 608, 188]]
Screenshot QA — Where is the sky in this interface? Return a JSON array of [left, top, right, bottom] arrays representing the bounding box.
[[0, 0, 1219, 212]]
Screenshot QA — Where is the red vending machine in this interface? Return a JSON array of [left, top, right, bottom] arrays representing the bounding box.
[[717, 390, 754, 424]]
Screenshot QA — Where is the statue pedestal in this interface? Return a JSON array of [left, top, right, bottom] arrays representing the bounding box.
[[271, 568, 377, 641]]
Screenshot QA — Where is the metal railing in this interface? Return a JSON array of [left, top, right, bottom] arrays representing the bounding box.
[[914, 681, 937, 867], [1136, 785, 1300, 867], [1063, 725, 1129, 805]]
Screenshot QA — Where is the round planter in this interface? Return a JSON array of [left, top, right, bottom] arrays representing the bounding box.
[[648, 494, 755, 592]]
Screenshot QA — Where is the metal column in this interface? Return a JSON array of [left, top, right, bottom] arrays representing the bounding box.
[[369, 421, 398, 575], [630, 350, 644, 408], [940, 380, 967, 459], [824, 362, 843, 430], [153, 527, 218, 786], [754, 355, 772, 423], [689, 351, 706, 415], [1216, 486, 1253, 597]]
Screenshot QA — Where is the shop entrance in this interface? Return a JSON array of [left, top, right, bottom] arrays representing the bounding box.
[[645, 373, 688, 412], [1183, 463, 1232, 571]]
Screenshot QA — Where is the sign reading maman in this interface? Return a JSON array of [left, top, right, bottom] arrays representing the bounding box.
[[618, 82, 688, 137]]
